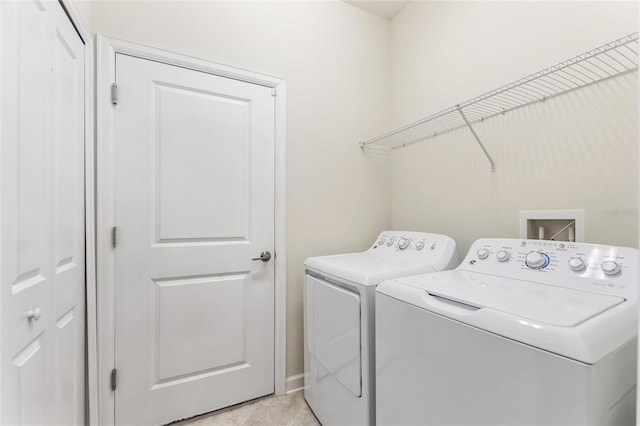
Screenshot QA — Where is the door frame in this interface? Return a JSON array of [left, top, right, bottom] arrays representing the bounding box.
[[94, 35, 287, 425]]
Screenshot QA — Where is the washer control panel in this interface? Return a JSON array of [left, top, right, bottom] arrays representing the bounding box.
[[459, 238, 638, 298]]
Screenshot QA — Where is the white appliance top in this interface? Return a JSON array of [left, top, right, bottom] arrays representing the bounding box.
[[304, 231, 458, 286], [377, 238, 638, 364], [398, 271, 624, 327]]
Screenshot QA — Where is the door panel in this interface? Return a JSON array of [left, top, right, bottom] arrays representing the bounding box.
[[154, 274, 247, 382], [1, 1, 85, 424], [1, 1, 53, 423], [50, 3, 85, 424], [53, 310, 79, 426], [155, 84, 250, 241], [114, 54, 275, 425], [12, 334, 50, 425]]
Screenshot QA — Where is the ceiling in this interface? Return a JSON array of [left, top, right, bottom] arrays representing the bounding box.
[[344, 1, 410, 20]]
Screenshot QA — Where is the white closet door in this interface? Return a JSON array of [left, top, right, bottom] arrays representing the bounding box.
[[1, 2, 54, 423], [0, 1, 85, 424], [49, 3, 85, 425]]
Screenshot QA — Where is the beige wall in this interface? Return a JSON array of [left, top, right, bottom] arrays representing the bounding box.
[[77, 0, 639, 384], [389, 1, 639, 255], [76, 1, 391, 379]]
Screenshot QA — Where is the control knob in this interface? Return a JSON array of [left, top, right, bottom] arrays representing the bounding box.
[[525, 251, 548, 269], [601, 261, 621, 276], [415, 241, 425, 250], [377, 237, 385, 245], [496, 251, 510, 262], [476, 249, 490, 260], [398, 237, 410, 250], [386, 237, 395, 246], [568, 257, 586, 272]]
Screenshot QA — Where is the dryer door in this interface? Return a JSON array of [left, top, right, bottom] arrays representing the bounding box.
[[305, 274, 361, 397]]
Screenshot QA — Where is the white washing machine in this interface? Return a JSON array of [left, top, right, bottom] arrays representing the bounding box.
[[376, 238, 638, 426], [304, 231, 458, 426]]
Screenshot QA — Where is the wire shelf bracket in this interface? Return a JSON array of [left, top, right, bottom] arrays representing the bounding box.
[[457, 106, 495, 172], [359, 32, 639, 173]]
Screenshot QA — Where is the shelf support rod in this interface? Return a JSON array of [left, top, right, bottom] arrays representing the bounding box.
[[457, 106, 495, 172]]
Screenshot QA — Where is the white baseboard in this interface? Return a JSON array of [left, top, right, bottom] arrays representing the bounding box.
[[285, 373, 305, 394]]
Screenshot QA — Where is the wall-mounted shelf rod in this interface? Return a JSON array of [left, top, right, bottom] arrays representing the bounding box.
[[359, 32, 639, 171]]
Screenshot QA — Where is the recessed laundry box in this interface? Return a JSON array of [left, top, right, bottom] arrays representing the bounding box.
[[376, 238, 638, 426], [303, 231, 459, 425]]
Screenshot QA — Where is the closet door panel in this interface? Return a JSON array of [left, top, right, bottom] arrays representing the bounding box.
[[50, 3, 86, 425], [1, 1, 85, 424], [0, 1, 53, 424]]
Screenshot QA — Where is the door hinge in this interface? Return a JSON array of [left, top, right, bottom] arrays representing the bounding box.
[[110, 368, 117, 391], [111, 83, 118, 105], [271, 88, 277, 97], [111, 226, 117, 249]]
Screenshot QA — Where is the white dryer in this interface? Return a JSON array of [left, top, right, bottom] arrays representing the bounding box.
[[304, 231, 458, 426], [376, 238, 638, 426]]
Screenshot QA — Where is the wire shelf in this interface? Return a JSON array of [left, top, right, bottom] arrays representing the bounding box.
[[359, 33, 639, 170]]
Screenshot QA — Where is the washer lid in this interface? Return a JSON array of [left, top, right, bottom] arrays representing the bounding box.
[[397, 270, 624, 327], [377, 270, 635, 364], [305, 252, 436, 286]]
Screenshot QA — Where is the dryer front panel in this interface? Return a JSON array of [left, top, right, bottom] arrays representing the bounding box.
[[305, 274, 361, 397]]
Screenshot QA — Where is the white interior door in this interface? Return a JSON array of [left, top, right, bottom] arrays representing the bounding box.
[[113, 53, 275, 425], [1, 2, 53, 421], [0, 1, 85, 424]]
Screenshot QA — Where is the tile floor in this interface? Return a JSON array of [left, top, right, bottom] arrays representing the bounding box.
[[176, 392, 320, 426]]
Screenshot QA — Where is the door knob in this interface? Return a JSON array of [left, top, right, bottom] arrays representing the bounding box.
[[26, 308, 41, 321], [252, 251, 272, 262]]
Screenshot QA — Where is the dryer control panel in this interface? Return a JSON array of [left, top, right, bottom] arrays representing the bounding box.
[[372, 231, 445, 252], [459, 238, 638, 299], [369, 231, 459, 273]]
